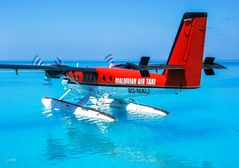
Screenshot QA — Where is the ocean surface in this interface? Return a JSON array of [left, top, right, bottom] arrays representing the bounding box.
[[0, 60, 238, 168]]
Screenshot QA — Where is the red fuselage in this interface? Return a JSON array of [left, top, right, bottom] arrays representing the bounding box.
[[68, 67, 168, 88]]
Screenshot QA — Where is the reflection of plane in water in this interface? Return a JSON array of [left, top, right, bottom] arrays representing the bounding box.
[[43, 111, 211, 167], [0, 12, 226, 122]]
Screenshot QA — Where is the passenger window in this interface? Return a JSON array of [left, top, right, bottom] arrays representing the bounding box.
[[102, 76, 106, 81], [83, 72, 98, 83], [109, 76, 113, 82]]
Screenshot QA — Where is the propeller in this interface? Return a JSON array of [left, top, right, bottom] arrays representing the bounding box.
[[32, 55, 44, 66], [32, 55, 51, 85], [32, 55, 64, 85], [105, 53, 114, 68], [53, 56, 63, 65]]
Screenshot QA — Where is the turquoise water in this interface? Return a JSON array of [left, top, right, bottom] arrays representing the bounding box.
[[0, 61, 238, 168]]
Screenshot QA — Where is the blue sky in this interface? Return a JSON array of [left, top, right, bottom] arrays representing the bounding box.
[[0, 0, 238, 61]]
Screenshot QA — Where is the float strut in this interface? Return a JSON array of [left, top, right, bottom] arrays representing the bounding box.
[[59, 89, 72, 100]]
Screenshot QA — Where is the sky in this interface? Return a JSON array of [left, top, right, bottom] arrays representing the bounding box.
[[0, 0, 238, 61]]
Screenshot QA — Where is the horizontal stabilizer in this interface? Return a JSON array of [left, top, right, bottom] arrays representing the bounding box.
[[203, 57, 227, 75], [140, 64, 184, 70]]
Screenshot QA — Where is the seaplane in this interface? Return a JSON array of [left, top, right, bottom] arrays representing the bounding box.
[[0, 12, 226, 122]]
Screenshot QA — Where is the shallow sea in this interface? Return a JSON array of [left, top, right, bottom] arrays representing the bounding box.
[[0, 61, 238, 168]]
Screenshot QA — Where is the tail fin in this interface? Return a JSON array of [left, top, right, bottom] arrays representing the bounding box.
[[163, 12, 207, 88]]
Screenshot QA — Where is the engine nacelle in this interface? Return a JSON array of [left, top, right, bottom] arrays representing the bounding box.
[[45, 70, 65, 78]]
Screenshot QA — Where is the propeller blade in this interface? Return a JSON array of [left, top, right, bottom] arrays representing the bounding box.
[[32, 55, 44, 66], [105, 53, 114, 67], [32, 55, 52, 84], [53, 56, 63, 65]]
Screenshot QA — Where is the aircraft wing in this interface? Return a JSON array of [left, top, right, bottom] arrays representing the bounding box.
[[0, 64, 95, 71], [0, 64, 96, 77]]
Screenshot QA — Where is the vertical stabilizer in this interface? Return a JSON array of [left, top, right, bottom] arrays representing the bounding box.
[[163, 12, 207, 88]]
